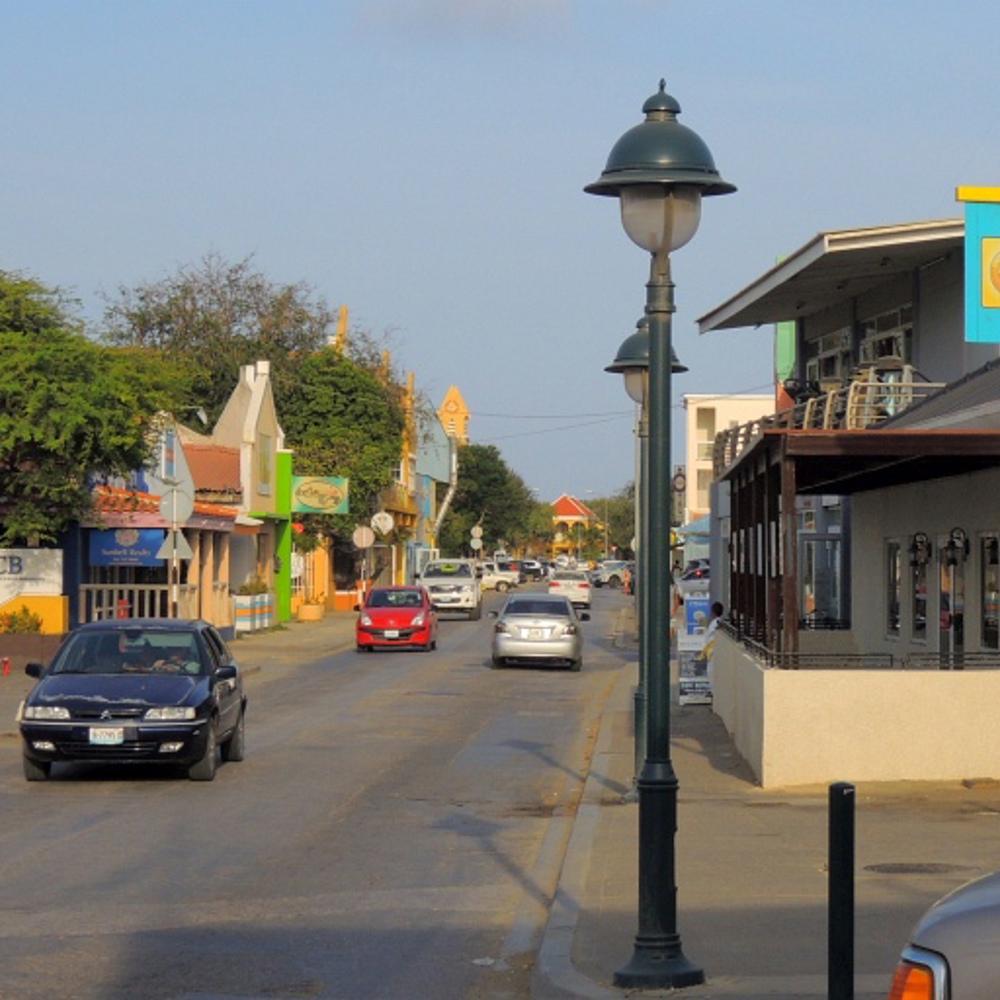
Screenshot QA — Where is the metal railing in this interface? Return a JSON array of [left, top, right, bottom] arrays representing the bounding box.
[[713, 371, 946, 476], [725, 624, 1000, 670], [78, 584, 198, 624]]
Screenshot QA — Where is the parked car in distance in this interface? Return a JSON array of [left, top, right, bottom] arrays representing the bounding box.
[[480, 561, 520, 592], [520, 559, 545, 581], [490, 593, 588, 670], [418, 559, 483, 619], [593, 560, 630, 588], [676, 559, 710, 598], [498, 559, 526, 584], [887, 869, 1000, 999], [355, 585, 438, 652], [18, 618, 246, 782], [548, 569, 592, 609]]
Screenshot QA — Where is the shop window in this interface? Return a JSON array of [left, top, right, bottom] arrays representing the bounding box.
[[983, 536, 999, 650], [886, 540, 901, 636]]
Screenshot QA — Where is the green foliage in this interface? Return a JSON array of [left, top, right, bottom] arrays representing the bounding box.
[[438, 444, 536, 555], [236, 577, 269, 595], [0, 272, 179, 545], [279, 348, 405, 536], [100, 253, 334, 424], [0, 605, 43, 633]]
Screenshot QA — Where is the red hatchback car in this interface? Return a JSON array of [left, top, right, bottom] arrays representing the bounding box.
[[355, 586, 438, 652]]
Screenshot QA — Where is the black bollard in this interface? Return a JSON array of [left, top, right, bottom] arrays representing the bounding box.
[[828, 782, 855, 1000]]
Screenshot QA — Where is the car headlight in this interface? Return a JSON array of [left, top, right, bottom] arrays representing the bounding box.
[[23, 705, 70, 720], [412, 613, 426, 626], [460, 585, 473, 594], [144, 706, 196, 721], [359, 612, 373, 626]]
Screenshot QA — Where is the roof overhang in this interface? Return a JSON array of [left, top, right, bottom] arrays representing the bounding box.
[[720, 429, 1000, 495], [698, 219, 964, 333]]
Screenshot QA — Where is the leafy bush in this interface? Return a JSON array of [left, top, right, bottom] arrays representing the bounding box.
[[0, 605, 43, 633], [236, 577, 269, 596]]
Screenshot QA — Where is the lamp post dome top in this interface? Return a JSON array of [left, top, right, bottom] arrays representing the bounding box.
[[586, 81, 735, 198], [605, 317, 688, 376]]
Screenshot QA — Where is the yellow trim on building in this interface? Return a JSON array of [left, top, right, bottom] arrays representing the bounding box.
[[956, 186, 1000, 204]]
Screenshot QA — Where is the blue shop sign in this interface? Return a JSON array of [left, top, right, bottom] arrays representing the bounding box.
[[89, 528, 165, 567]]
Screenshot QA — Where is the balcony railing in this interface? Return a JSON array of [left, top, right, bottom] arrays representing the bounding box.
[[727, 625, 1000, 670], [713, 369, 946, 476]]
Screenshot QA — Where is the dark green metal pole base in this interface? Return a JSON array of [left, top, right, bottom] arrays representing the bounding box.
[[614, 942, 705, 990]]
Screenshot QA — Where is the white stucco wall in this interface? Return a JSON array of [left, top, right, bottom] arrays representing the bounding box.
[[712, 631, 1000, 788]]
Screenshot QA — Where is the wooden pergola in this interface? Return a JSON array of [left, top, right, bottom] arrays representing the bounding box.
[[721, 429, 1000, 652]]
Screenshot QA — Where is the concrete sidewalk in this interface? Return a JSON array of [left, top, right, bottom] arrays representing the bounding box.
[[532, 605, 1000, 999]]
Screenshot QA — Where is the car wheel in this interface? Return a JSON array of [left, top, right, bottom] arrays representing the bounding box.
[[491, 656, 505, 669], [189, 721, 218, 781], [570, 659, 583, 672], [23, 756, 50, 782], [608, 575, 621, 588], [496, 581, 509, 592], [469, 603, 482, 621], [221, 707, 246, 763]]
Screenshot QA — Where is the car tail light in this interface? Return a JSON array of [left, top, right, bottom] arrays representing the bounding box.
[[550, 581, 561, 588], [564, 623, 578, 635], [888, 948, 947, 1000], [581, 582, 590, 589]]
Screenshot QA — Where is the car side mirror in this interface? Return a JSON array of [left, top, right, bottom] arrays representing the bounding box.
[[214, 664, 238, 681], [353, 603, 361, 612], [578, 611, 590, 621], [25, 662, 44, 678]]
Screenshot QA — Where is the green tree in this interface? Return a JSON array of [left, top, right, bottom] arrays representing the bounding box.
[[280, 347, 405, 539], [0, 272, 181, 545], [439, 444, 535, 555], [101, 253, 334, 423]]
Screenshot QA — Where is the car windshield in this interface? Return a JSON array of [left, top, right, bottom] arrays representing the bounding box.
[[368, 590, 423, 608], [49, 628, 206, 676], [424, 563, 472, 578], [505, 599, 571, 617]]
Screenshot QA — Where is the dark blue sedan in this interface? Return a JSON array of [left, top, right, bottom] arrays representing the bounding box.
[[19, 618, 246, 782]]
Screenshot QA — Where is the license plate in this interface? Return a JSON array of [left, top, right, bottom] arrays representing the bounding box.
[[529, 629, 543, 639], [89, 727, 124, 745], [384, 629, 400, 639]]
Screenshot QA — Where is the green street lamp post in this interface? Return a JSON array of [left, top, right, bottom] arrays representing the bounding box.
[[587, 81, 734, 990], [606, 317, 687, 795]]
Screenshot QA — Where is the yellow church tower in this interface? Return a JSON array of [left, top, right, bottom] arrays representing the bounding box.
[[438, 386, 470, 443]]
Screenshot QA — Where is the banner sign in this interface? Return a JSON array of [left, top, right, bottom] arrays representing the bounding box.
[[679, 596, 713, 705], [292, 476, 349, 514], [958, 187, 1000, 343], [89, 528, 166, 567], [0, 549, 63, 604]]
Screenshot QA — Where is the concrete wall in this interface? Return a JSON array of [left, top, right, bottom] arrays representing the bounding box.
[[712, 631, 1000, 787]]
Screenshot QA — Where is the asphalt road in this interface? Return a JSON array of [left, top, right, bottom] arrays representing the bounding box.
[[0, 586, 629, 1000]]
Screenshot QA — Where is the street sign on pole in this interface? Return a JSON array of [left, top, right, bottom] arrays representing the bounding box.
[[470, 538, 483, 550], [371, 511, 394, 535], [352, 526, 375, 549], [471, 525, 483, 539]]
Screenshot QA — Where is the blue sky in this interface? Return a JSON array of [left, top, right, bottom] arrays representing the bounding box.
[[4, 1, 999, 504]]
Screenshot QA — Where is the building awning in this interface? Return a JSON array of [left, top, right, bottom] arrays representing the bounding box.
[[234, 514, 264, 536], [721, 429, 1000, 495], [677, 515, 710, 536], [698, 219, 964, 334]]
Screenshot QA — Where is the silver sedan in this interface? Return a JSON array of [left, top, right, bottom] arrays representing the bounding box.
[[489, 593, 588, 671]]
